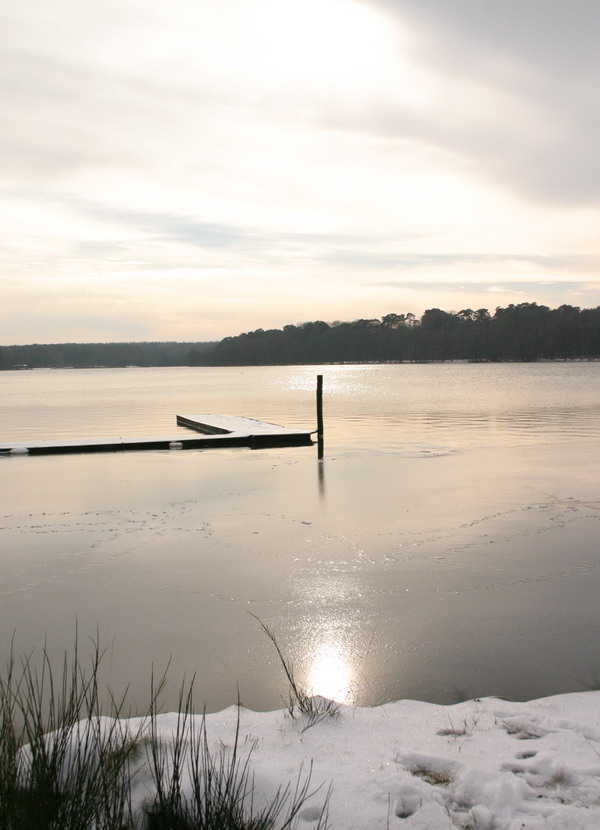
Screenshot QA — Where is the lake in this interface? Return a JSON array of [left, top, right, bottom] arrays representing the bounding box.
[[1, 363, 600, 713]]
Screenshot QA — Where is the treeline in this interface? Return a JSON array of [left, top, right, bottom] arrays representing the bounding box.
[[190, 304, 600, 365], [3, 303, 600, 369], [0, 341, 213, 370]]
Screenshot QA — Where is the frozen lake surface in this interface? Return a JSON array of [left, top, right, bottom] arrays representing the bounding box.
[[1, 363, 600, 713]]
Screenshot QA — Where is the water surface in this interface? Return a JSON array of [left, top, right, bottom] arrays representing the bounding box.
[[1, 363, 600, 712]]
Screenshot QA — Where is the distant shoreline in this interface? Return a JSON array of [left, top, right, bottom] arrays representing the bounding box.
[[3, 356, 600, 371]]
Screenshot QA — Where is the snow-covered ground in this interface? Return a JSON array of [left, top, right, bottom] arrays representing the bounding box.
[[125, 690, 600, 829]]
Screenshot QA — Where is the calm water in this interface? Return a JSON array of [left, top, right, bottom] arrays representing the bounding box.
[[1, 363, 600, 712]]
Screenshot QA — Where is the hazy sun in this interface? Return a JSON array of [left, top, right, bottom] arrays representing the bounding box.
[[237, 0, 395, 89]]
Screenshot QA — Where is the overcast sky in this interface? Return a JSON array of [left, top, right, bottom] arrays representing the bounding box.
[[2, 0, 600, 344]]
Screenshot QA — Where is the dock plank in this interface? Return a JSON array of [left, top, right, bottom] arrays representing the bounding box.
[[176, 414, 312, 436], [1, 415, 315, 456]]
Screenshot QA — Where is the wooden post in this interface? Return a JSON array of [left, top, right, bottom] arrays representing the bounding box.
[[316, 375, 324, 436], [316, 374, 324, 460]]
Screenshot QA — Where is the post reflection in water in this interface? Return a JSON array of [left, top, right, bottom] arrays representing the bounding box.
[[317, 454, 325, 499]]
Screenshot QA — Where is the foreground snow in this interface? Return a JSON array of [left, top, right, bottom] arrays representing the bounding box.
[[125, 691, 600, 829]]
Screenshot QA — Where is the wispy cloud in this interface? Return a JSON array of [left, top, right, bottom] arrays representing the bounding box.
[[2, 0, 600, 343], [363, 0, 600, 205]]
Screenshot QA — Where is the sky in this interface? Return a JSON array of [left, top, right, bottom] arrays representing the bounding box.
[[2, 0, 600, 345]]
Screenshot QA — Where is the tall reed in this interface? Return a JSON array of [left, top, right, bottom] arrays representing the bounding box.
[[0, 633, 329, 829], [0, 633, 137, 829]]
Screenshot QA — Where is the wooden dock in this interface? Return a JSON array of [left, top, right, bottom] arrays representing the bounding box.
[[1, 414, 316, 456]]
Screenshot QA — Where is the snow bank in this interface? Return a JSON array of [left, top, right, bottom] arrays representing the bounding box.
[[124, 690, 600, 829]]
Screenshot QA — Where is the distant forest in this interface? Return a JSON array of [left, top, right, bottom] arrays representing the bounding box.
[[0, 341, 213, 370], [198, 304, 600, 365], [2, 303, 600, 369]]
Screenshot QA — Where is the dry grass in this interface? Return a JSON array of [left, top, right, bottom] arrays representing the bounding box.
[[0, 633, 329, 829]]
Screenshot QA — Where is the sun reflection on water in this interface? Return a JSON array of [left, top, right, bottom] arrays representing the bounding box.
[[305, 638, 355, 704]]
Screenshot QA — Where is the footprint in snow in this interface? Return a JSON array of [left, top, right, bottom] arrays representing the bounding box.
[[298, 805, 326, 823], [502, 716, 549, 739]]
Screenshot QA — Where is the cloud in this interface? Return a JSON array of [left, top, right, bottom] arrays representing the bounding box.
[[324, 250, 600, 274], [343, 0, 600, 205], [2, 0, 600, 343], [371, 279, 600, 309]]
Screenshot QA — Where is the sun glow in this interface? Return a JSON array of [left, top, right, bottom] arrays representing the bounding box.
[[235, 0, 396, 89], [306, 638, 355, 704]]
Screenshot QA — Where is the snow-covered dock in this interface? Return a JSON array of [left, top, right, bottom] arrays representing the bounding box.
[[1, 415, 315, 455]]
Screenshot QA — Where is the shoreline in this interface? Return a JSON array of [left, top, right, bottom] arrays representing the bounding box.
[[7, 687, 600, 829]]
